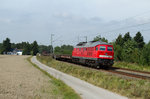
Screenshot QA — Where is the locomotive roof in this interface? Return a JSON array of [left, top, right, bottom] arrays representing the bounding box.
[[75, 41, 112, 48]]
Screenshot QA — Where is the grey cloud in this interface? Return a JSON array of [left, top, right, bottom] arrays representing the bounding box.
[[0, 0, 150, 46]]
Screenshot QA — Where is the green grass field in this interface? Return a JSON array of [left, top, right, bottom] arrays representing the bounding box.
[[36, 55, 150, 99]]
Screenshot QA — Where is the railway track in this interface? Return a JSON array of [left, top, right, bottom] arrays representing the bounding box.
[[58, 59, 150, 80], [103, 68, 150, 80]]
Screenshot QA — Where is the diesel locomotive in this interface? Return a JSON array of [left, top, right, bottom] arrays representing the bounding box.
[[54, 41, 114, 68]]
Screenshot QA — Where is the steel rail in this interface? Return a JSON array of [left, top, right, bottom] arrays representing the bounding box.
[[104, 69, 150, 80]]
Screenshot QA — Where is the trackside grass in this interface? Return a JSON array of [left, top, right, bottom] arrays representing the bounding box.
[[37, 55, 150, 99], [27, 57, 81, 99], [114, 61, 150, 72]]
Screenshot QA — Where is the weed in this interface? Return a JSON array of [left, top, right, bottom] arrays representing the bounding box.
[[37, 55, 150, 99], [114, 61, 150, 72]]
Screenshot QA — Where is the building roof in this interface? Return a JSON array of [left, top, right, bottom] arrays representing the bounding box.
[[13, 48, 23, 52], [75, 41, 112, 48]]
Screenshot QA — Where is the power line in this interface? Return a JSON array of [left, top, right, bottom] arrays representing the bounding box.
[[118, 10, 150, 22], [86, 10, 150, 39], [137, 28, 150, 32], [107, 10, 150, 28], [53, 11, 150, 46], [90, 20, 150, 40], [105, 21, 150, 33], [53, 35, 62, 42]]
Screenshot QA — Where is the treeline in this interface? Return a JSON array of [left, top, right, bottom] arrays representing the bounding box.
[[54, 45, 73, 55], [92, 32, 150, 66], [38, 45, 53, 55], [0, 38, 54, 55], [114, 32, 150, 66], [1, 32, 149, 66], [0, 38, 39, 55]]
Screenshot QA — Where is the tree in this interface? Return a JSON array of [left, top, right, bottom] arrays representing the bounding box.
[[93, 35, 108, 43], [134, 31, 145, 49], [122, 40, 137, 62], [140, 42, 150, 65], [54, 45, 73, 55], [0, 43, 2, 53], [54, 46, 61, 55], [115, 34, 124, 46], [38, 45, 52, 54], [123, 32, 132, 43], [31, 41, 39, 55], [113, 43, 123, 61], [11, 42, 30, 49], [1, 38, 11, 54], [130, 48, 141, 64], [22, 42, 31, 55]]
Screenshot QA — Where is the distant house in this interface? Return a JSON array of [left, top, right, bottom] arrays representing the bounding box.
[[13, 48, 23, 55], [4, 48, 23, 55]]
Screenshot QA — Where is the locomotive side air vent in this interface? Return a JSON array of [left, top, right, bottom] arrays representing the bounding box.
[[75, 40, 111, 48]]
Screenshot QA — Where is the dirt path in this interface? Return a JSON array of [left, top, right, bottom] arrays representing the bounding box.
[[0, 55, 62, 99]]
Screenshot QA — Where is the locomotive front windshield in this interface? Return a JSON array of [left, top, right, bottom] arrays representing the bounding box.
[[100, 46, 106, 51], [107, 47, 113, 51]]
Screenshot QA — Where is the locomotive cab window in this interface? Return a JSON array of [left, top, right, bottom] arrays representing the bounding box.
[[96, 47, 98, 51], [100, 46, 106, 51], [107, 47, 113, 51]]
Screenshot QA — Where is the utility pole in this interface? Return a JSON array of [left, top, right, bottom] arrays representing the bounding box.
[[78, 36, 79, 43], [84, 36, 87, 42], [51, 34, 54, 54]]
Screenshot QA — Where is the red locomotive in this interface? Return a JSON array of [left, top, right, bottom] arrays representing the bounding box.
[[54, 41, 114, 68], [72, 41, 114, 68]]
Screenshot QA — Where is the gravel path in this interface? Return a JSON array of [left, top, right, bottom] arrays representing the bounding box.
[[32, 56, 128, 99], [0, 55, 62, 99]]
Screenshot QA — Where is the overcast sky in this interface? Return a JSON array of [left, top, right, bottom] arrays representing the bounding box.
[[0, 0, 150, 46]]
